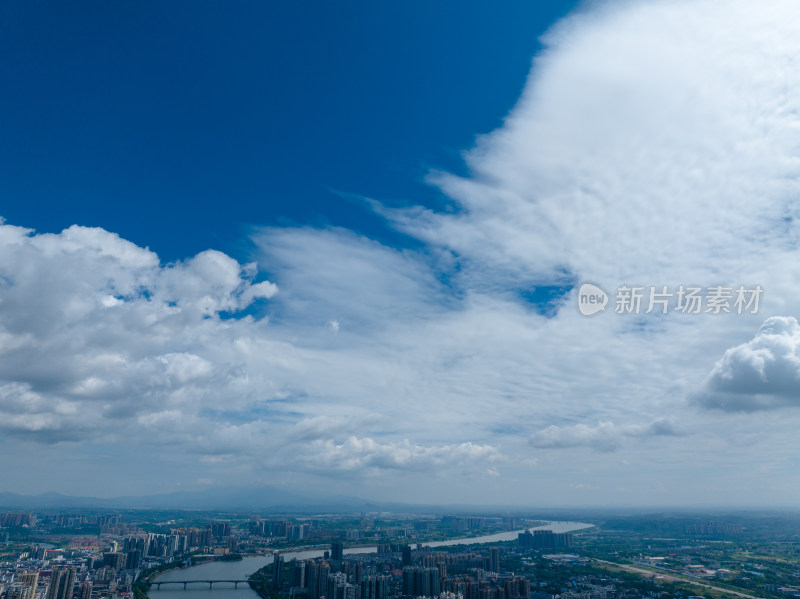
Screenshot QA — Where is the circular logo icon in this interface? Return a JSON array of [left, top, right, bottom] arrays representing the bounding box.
[[577, 282, 608, 316]]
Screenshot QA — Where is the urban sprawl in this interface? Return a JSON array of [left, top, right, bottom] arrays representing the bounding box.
[[1, 510, 799, 599]]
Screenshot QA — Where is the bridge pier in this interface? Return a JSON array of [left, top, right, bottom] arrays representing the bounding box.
[[183, 583, 187, 590]]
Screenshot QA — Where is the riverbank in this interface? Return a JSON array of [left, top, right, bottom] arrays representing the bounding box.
[[145, 520, 596, 599], [247, 564, 279, 599], [137, 554, 244, 599], [134, 561, 193, 599]]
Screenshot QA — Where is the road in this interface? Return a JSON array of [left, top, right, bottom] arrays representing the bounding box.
[[593, 559, 765, 599]]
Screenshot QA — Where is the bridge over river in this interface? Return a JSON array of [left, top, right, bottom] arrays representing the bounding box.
[[152, 580, 250, 590]]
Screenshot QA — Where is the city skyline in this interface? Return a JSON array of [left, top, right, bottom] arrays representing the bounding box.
[[1, 0, 800, 506]]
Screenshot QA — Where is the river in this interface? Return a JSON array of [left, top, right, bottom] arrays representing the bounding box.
[[149, 521, 594, 599]]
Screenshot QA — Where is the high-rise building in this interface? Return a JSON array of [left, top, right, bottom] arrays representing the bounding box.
[[360, 575, 389, 599], [30, 546, 47, 560], [288, 524, 309, 541], [401, 544, 412, 568], [17, 572, 39, 591], [489, 547, 500, 573], [327, 572, 348, 599], [316, 563, 330, 599], [6, 584, 34, 599], [0, 513, 34, 527], [350, 562, 363, 585], [308, 562, 330, 599], [273, 552, 285, 588], [402, 567, 440, 597], [503, 577, 530, 599], [46, 567, 76, 599], [517, 530, 573, 549], [330, 541, 344, 561], [103, 552, 125, 571], [290, 560, 307, 589], [126, 550, 141, 570], [211, 522, 231, 538]]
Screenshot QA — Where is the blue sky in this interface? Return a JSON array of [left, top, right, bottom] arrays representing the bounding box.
[[2, 0, 800, 506], [1, 0, 575, 262]]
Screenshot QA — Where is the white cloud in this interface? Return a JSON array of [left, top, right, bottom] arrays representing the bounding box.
[[298, 437, 501, 473], [529, 419, 679, 453], [252, 226, 450, 331], [695, 316, 800, 411], [0, 222, 279, 437], [0, 382, 93, 443], [381, 0, 800, 292], [0, 222, 507, 491], [5, 0, 800, 504]]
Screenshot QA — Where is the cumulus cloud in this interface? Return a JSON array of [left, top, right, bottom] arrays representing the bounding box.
[[0, 382, 91, 443], [300, 437, 501, 473], [0, 221, 508, 490], [529, 419, 679, 452], [695, 317, 800, 411], [0, 222, 278, 438]]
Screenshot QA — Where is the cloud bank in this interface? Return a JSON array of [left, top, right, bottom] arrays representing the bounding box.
[[529, 419, 679, 453], [4, 0, 800, 504]]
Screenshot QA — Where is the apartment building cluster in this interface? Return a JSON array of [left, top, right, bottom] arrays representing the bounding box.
[[257, 541, 532, 599], [517, 532, 573, 550], [0, 516, 246, 599]]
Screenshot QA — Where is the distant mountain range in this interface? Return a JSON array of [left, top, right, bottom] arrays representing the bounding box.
[[0, 489, 588, 516], [1, 491, 770, 519], [0, 487, 383, 512]]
